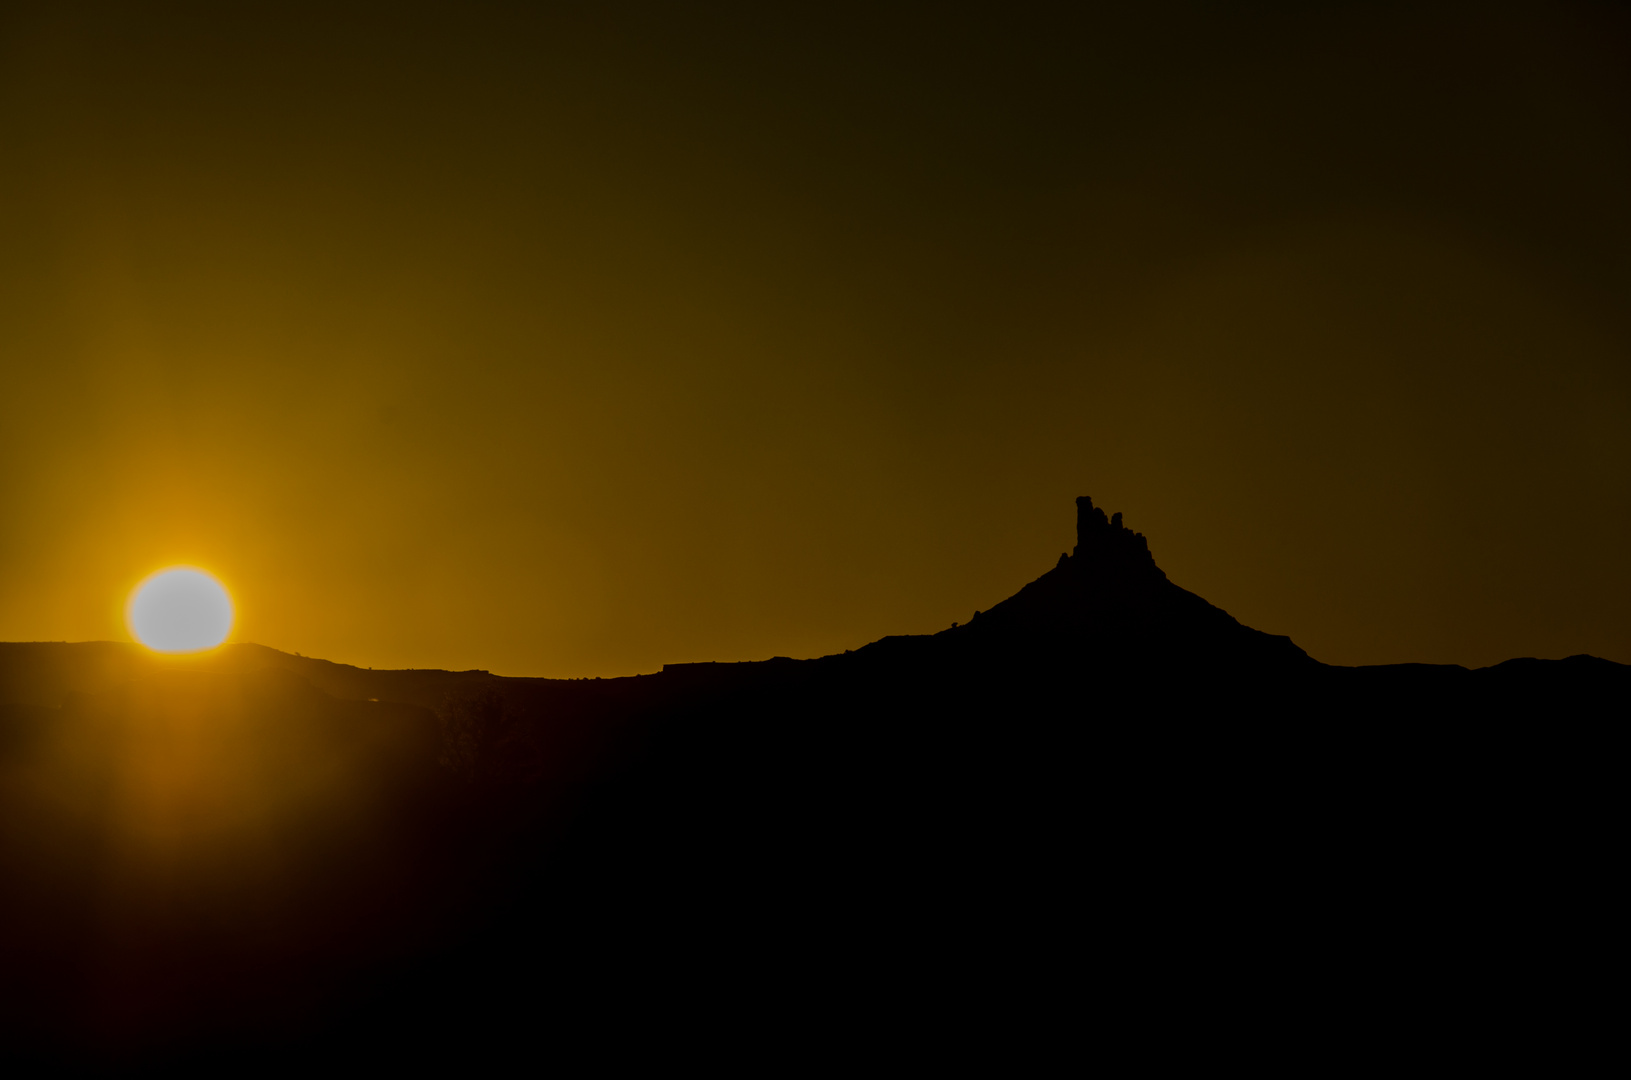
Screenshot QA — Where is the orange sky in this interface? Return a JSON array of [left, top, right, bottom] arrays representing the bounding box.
[[2, 3, 1628, 675]]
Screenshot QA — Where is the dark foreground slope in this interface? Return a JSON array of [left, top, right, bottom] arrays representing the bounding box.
[[1, 498, 1623, 1069]]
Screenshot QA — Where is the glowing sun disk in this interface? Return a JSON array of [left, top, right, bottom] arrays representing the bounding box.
[[129, 568, 235, 652]]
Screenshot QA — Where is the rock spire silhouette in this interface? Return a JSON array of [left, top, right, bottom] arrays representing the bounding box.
[[956, 496, 1312, 669]]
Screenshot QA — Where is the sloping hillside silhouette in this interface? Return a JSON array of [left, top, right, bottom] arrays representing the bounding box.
[[0, 497, 1622, 1068]]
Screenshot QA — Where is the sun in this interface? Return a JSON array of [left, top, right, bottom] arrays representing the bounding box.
[[128, 568, 235, 653]]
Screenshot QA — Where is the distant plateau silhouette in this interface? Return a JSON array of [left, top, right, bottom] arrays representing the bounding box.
[[1, 498, 1620, 1068]]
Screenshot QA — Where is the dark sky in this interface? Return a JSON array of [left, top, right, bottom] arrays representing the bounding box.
[[3, 1, 1628, 674]]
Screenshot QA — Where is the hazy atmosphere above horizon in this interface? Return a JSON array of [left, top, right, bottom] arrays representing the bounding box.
[[3, 2, 1628, 676]]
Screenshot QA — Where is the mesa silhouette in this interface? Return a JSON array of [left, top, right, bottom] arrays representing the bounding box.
[[0, 498, 1619, 1069]]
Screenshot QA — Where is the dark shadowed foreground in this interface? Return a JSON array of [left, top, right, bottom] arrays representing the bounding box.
[[1, 499, 1621, 1069]]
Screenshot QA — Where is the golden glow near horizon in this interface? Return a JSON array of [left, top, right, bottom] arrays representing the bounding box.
[[1, 7, 1629, 675], [128, 569, 235, 653]]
